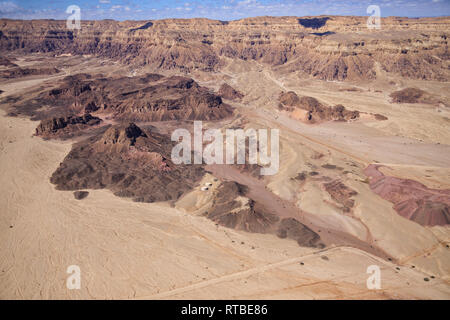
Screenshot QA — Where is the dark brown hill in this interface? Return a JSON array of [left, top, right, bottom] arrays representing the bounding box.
[[50, 123, 204, 203], [206, 181, 323, 248], [35, 113, 102, 138], [218, 83, 244, 101], [390, 87, 440, 105]]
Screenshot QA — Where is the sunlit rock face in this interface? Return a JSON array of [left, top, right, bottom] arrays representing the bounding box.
[[1, 16, 448, 81]]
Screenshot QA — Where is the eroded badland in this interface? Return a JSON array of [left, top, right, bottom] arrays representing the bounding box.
[[0, 16, 449, 299]]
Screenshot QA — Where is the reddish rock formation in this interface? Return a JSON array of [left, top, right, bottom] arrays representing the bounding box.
[[279, 91, 360, 123], [218, 83, 244, 100], [364, 165, 450, 226], [206, 181, 323, 247], [73, 191, 89, 200]]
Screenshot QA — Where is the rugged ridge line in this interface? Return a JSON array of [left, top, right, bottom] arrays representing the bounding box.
[[1, 16, 449, 81]]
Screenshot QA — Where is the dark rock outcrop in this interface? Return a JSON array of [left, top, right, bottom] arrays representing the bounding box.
[[35, 113, 102, 137], [206, 181, 323, 247], [374, 113, 388, 121], [390, 87, 439, 104], [9, 73, 233, 122], [0, 17, 448, 81], [73, 191, 89, 200], [323, 180, 358, 212], [0, 66, 59, 79], [218, 83, 244, 100], [364, 165, 450, 226], [100, 123, 146, 146], [0, 57, 17, 67], [206, 181, 279, 233], [50, 123, 204, 203], [298, 17, 330, 29], [276, 218, 322, 247]]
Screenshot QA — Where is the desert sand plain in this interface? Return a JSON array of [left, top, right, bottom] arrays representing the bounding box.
[[0, 51, 449, 300]]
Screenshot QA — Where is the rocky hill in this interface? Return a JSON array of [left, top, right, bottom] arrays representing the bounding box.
[[204, 180, 323, 247], [390, 87, 442, 105], [1, 16, 449, 81], [5, 72, 233, 122], [0, 66, 59, 79], [364, 165, 450, 226], [35, 113, 102, 138], [218, 83, 244, 101], [279, 91, 360, 123], [50, 123, 205, 202]]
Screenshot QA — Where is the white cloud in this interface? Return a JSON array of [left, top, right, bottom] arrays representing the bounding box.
[[0, 1, 21, 14], [0, 0, 448, 21]]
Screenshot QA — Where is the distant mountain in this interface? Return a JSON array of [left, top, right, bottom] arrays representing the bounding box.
[[1, 16, 449, 81]]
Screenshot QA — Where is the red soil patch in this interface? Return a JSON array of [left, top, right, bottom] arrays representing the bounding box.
[[364, 165, 450, 226]]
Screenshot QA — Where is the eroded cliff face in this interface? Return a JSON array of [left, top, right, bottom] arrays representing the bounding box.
[[278, 91, 361, 123], [1, 16, 449, 81], [4, 72, 233, 122]]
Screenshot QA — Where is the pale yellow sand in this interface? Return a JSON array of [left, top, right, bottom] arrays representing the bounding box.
[[0, 58, 449, 299]]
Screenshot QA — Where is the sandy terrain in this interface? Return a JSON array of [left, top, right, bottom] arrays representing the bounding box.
[[0, 55, 449, 299]]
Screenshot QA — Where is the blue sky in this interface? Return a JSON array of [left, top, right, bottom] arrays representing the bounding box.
[[0, 0, 449, 20]]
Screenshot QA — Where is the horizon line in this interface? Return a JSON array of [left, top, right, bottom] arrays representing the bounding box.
[[1, 14, 450, 22]]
